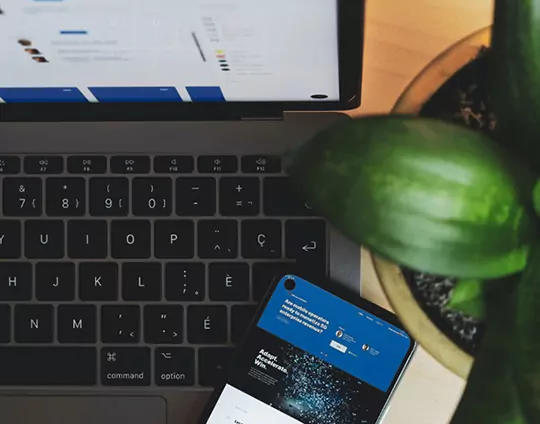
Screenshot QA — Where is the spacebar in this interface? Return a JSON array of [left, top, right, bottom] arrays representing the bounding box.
[[0, 347, 96, 385]]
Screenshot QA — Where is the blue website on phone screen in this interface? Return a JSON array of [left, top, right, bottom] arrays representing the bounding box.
[[205, 275, 413, 424]]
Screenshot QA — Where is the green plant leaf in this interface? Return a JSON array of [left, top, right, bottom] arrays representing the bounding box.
[[491, 0, 540, 174], [450, 279, 525, 424], [287, 116, 537, 279], [447, 279, 485, 319], [514, 241, 540, 422], [533, 180, 540, 217]]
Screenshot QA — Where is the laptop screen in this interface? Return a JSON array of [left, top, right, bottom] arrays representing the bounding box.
[[0, 0, 340, 104]]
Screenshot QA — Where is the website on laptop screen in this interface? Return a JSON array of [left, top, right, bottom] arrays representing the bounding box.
[[205, 275, 413, 424], [0, 0, 339, 103]]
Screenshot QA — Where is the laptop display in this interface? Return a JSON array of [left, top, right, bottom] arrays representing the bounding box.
[[0, 0, 340, 103]]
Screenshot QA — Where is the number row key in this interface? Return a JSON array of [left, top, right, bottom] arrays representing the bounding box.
[[2, 177, 209, 217], [3, 176, 311, 217]]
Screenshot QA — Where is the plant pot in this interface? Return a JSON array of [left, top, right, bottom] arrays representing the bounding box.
[[372, 27, 492, 380]]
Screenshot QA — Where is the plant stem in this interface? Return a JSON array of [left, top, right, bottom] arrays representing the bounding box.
[[450, 278, 525, 424], [514, 242, 540, 422]]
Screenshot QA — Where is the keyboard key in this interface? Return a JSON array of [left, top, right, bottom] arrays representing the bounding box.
[[263, 177, 313, 216], [144, 305, 183, 344], [67, 156, 107, 174], [122, 262, 161, 301], [46, 178, 86, 216], [57, 305, 97, 343], [90, 178, 129, 216], [154, 156, 194, 174], [154, 220, 194, 259], [198, 348, 235, 387], [101, 347, 150, 386], [111, 156, 150, 174], [209, 263, 249, 301], [198, 156, 237, 173], [198, 220, 238, 259], [0, 262, 32, 301], [132, 178, 172, 216], [25, 220, 64, 259], [241, 155, 281, 174], [35, 262, 75, 301], [79, 262, 118, 301], [101, 305, 140, 343], [3, 177, 42, 216], [111, 220, 151, 259], [0, 306, 10, 342], [165, 263, 205, 301], [241, 220, 282, 259], [285, 220, 327, 270], [155, 347, 194, 386], [24, 156, 63, 174], [0, 221, 21, 258], [0, 347, 96, 385], [15, 305, 53, 343], [231, 305, 258, 344], [252, 262, 297, 301], [68, 220, 108, 259], [219, 178, 260, 216], [176, 177, 216, 216], [0, 157, 20, 174], [187, 306, 227, 344]]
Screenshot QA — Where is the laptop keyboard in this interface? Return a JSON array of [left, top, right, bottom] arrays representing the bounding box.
[[0, 155, 327, 388]]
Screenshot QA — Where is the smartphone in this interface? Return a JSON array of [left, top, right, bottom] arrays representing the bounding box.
[[199, 272, 416, 424]]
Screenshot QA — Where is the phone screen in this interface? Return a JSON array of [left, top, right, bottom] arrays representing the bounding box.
[[202, 274, 415, 424]]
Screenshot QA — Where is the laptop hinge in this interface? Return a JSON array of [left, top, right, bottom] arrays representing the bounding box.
[[240, 110, 284, 121], [0, 104, 285, 122], [240, 115, 283, 122]]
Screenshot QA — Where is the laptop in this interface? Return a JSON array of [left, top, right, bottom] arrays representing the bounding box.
[[0, 1, 365, 423]]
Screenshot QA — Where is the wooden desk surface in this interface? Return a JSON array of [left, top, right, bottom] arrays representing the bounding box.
[[348, 1, 493, 423]]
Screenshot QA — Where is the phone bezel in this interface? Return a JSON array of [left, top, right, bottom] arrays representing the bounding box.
[[198, 270, 417, 424]]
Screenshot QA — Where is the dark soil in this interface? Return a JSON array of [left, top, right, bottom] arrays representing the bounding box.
[[402, 48, 494, 357], [421, 47, 496, 134]]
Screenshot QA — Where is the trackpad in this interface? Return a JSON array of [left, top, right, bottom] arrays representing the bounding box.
[[0, 396, 166, 424]]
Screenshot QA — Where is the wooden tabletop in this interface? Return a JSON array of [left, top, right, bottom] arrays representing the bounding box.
[[347, 1, 493, 423]]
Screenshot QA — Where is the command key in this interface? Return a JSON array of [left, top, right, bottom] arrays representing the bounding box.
[[101, 347, 150, 386]]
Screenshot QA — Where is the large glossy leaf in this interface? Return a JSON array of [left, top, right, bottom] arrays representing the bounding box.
[[450, 279, 525, 424], [491, 0, 540, 174], [287, 116, 537, 278], [514, 242, 540, 422]]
